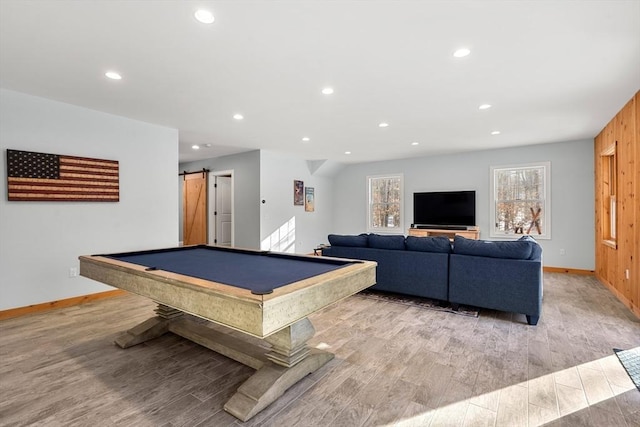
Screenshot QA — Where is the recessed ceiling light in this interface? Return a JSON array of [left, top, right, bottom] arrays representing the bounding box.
[[204, 143, 212, 147], [302, 137, 310, 142], [192, 145, 200, 150], [411, 142, 419, 146], [453, 48, 471, 58], [345, 151, 351, 155], [105, 71, 122, 80], [194, 9, 215, 24], [491, 131, 501, 135], [479, 104, 492, 110], [233, 114, 244, 120], [322, 87, 334, 95], [378, 122, 389, 128]]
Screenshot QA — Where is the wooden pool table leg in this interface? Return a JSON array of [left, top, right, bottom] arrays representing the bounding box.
[[114, 304, 182, 349], [224, 318, 334, 421], [114, 311, 334, 421], [265, 316, 315, 367]]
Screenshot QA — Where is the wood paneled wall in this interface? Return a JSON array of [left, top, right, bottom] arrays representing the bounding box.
[[594, 91, 639, 318]]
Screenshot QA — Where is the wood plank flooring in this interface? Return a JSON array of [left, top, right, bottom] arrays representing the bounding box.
[[1, 273, 639, 426]]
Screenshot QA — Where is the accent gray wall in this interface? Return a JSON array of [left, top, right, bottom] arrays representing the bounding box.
[[179, 150, 261, 249], [0, 89, 179, 310], [331, 139, 595, 270], [179, 150, 334, 254]]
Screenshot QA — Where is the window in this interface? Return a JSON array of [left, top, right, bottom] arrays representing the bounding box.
[[601, 144, 617, 247], [490, 162, 551, 239], [367, 174, 403, 233]]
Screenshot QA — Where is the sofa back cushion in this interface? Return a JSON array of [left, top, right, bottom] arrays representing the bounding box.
[[368, 234, 406, 250], [328, 234, 368, 247], [453, 235, 535, 260], [405, 236, 451, 253]]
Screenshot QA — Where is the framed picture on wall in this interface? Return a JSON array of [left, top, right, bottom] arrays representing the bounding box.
[[294, 180, 304, 205], [305, 187, 315, 212]]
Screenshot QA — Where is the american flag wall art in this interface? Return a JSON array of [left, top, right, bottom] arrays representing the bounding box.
[[6, 149, 119, 202]]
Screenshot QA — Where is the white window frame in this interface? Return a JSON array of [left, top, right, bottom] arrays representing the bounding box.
[[367, 173, 403, 234], [490, 162, 551, 239]]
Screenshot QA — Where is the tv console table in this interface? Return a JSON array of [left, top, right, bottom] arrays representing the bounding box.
[[408, 227, 480, 240]]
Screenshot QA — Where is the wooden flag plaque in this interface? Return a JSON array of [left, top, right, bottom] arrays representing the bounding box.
[[6, 149, 119, 202]]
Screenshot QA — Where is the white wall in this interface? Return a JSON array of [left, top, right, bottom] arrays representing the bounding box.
[[0, 90, 596, 310], [331, 139, 595, 270], [179, 150, 261, 249], [0, 89, 179, 310], [260, 150, 334, 255]]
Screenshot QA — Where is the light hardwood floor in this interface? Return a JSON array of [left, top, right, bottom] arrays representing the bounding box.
[[1, 273, 639, 427]]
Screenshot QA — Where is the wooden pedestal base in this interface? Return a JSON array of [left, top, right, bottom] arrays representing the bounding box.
[[113, 304, 333, 422], [224, 348, 333, 421]]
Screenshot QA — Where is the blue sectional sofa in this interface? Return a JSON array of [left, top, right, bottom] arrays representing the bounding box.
[[322, 233, 543, 325]]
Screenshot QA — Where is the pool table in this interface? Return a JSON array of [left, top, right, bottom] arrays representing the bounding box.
[[79, 245, 376, 421]]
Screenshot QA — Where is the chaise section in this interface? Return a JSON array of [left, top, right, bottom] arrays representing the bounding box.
[[448, 236, 543, 325]]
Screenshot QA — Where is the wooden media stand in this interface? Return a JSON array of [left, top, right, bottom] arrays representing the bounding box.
[[408, 227, 480, 240]]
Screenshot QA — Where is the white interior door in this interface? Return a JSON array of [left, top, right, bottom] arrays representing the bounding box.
[[216, 176, 232, 246], [209, 173, 233, 246]]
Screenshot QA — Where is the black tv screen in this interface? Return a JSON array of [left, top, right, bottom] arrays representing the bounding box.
[[413, 191, 476, 228]]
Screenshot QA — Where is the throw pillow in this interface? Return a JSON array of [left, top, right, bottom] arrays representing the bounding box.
[[518, 235, 542, 260], [405, 236, 452, 253], [453, 235, 533, 259], [327, 234, 369, 247], [368, 234, 406, 250]]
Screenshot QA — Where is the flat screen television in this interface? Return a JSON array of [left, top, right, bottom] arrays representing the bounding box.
[[413, 190, 476, 229]]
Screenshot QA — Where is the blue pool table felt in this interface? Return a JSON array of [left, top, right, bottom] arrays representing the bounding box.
[[107, 247, 353, 294]]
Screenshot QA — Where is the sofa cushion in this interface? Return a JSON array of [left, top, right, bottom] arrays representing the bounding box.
[[453, 236, 533, 259], [368, 234, 406, 250], [405, 236, 451, 253], [327, 234, 368, 247]]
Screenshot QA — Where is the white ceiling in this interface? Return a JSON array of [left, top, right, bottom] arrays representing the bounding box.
[[1, 1, 639, 164]]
